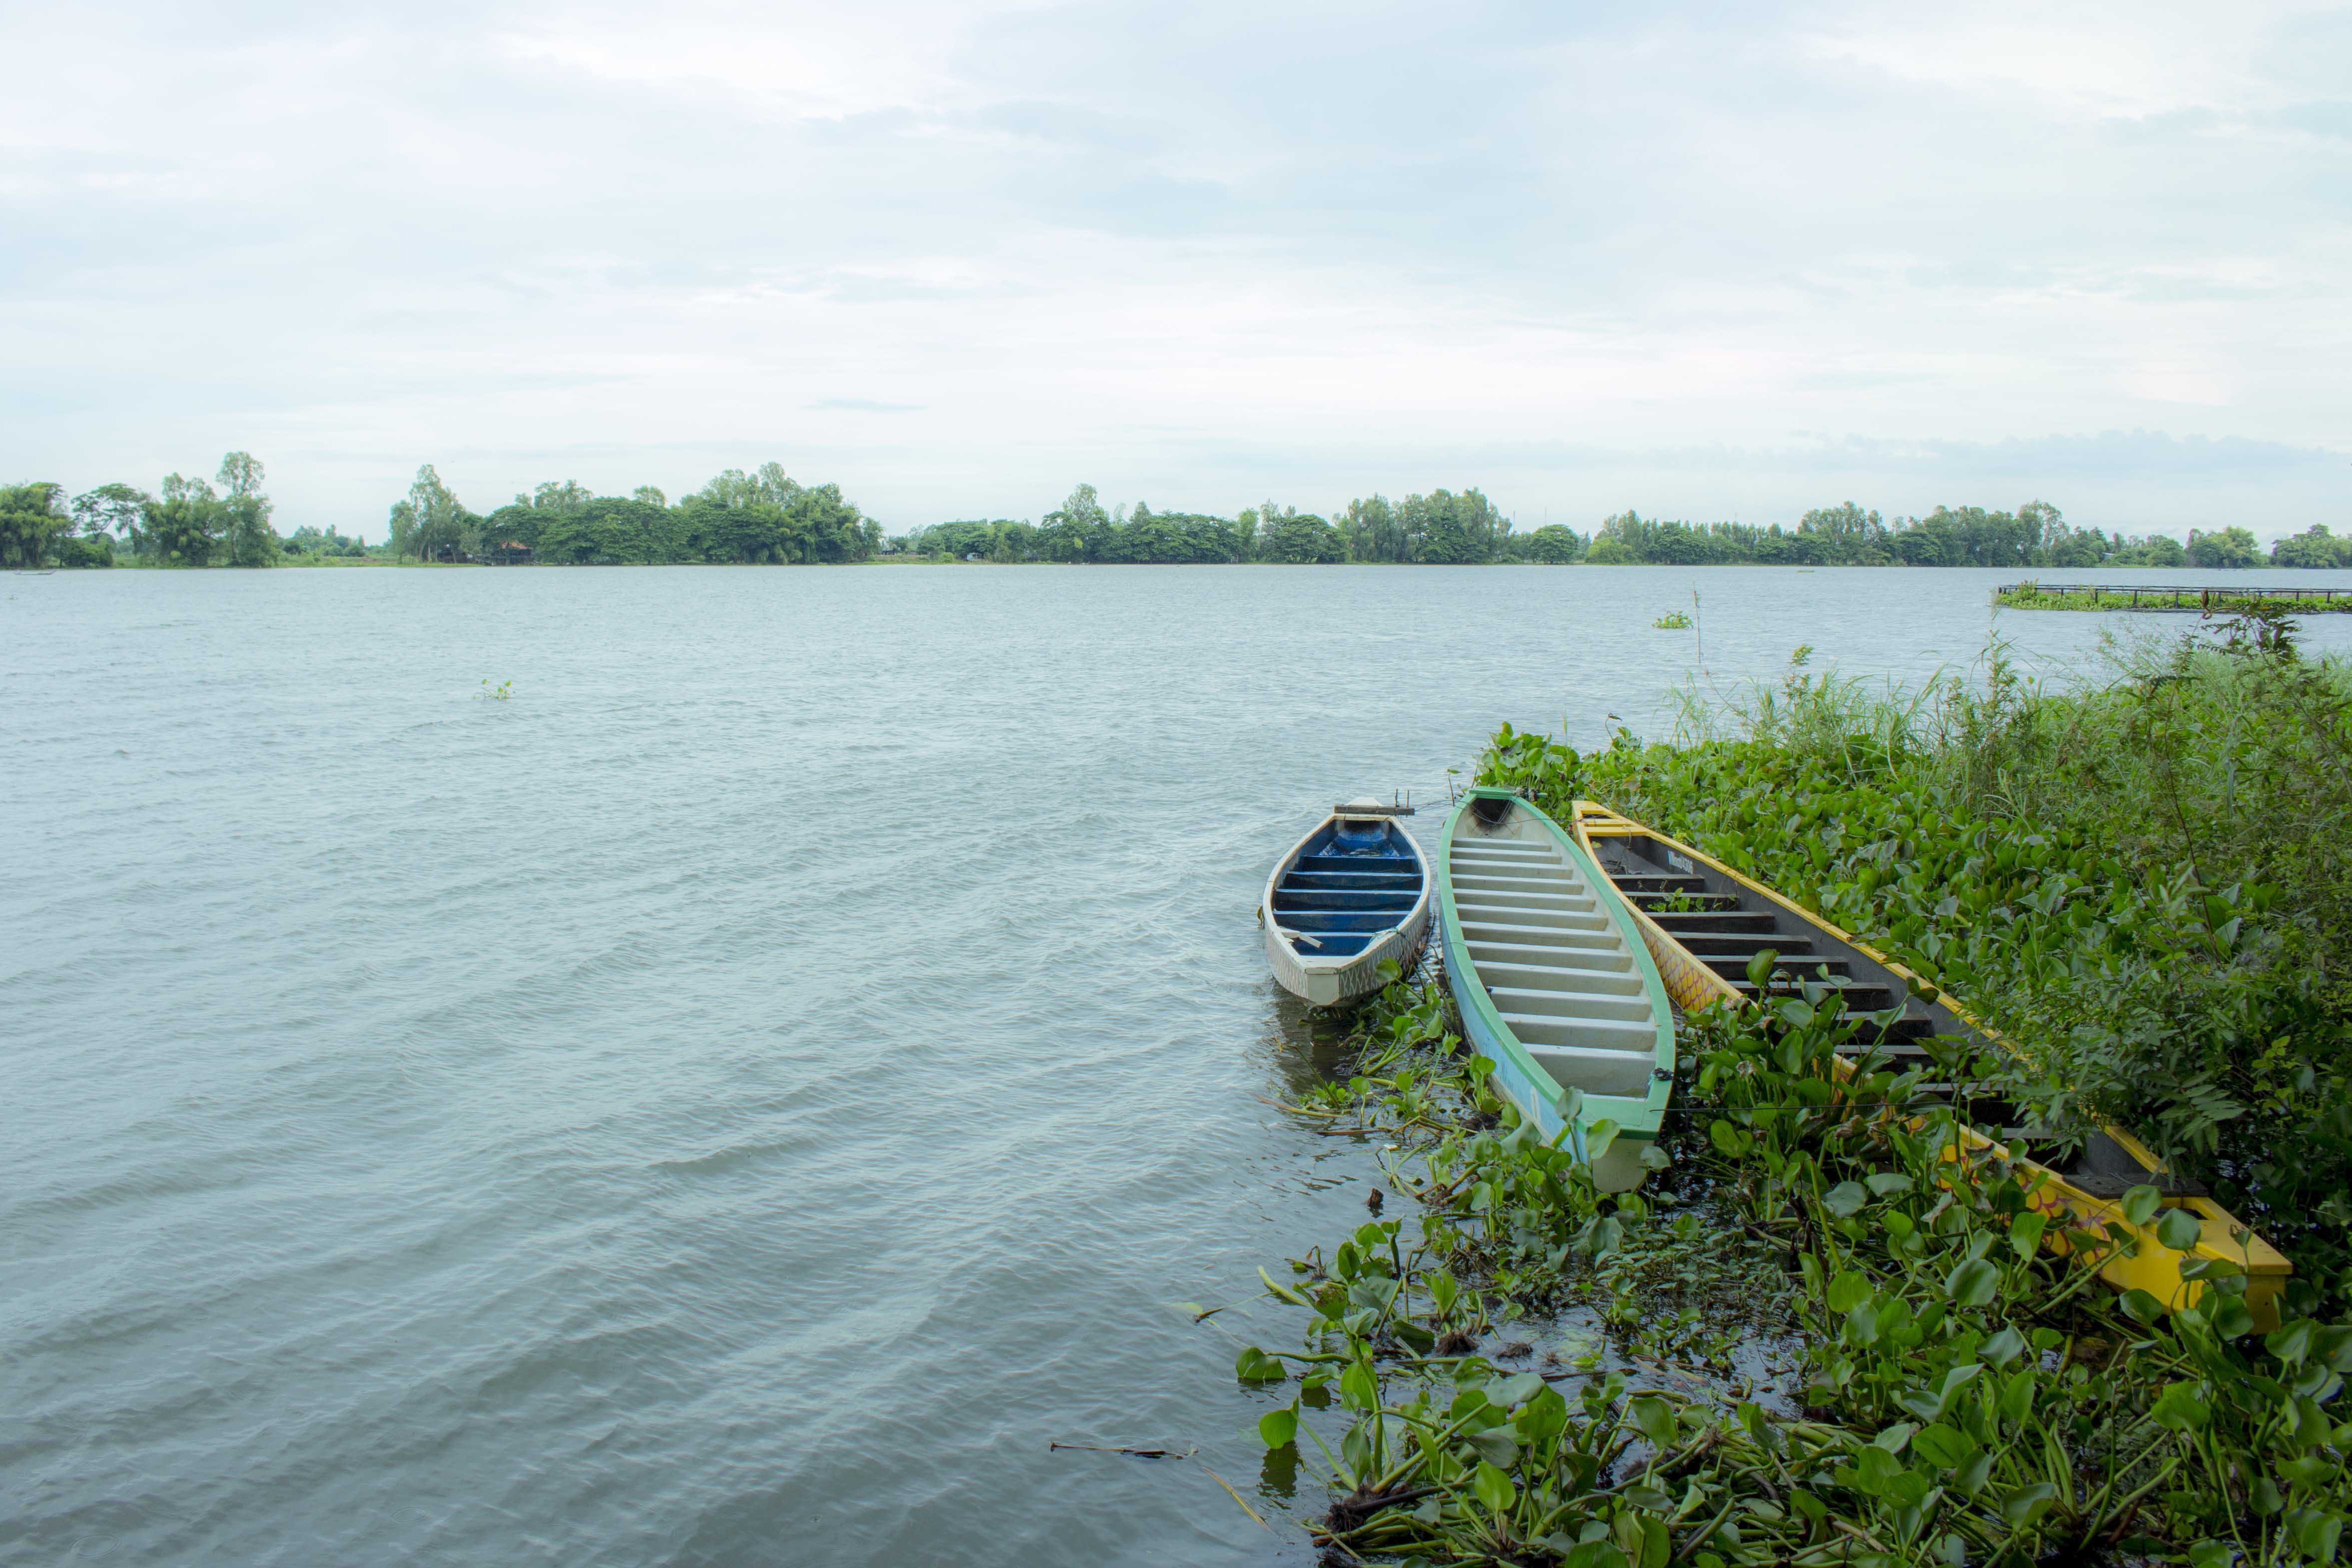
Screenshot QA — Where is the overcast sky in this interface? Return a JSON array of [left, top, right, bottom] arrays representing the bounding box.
[[4, 0, 2348, 538]]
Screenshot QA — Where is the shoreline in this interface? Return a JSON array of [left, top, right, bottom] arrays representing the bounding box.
[[1237, 632, 2350, 1561]]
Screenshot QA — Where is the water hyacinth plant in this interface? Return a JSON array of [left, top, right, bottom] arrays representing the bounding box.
[[1238, 974, 2352, 1565], [1480, 618, 2352, 1299]]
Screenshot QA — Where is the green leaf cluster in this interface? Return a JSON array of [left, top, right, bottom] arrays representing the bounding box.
[[1482, 630, 2352, 1300]]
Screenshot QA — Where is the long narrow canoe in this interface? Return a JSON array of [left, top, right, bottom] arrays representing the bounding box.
[[1262, 801, 1432, 1008], [1570, 799, 2290, 1325], [1438, 788, 1674, 1191]]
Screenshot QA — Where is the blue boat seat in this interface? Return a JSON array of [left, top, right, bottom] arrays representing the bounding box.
[[1273, 819, 1424, 962]]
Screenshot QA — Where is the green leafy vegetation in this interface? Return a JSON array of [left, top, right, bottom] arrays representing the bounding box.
[[1580, 501, 2195, 569], [392, 461, 884, 565], [888, 485, 1518, 563], [2, 454, 279, 568], [1996, 584, 2352, 614], [2275, 529, 2352, 571], [890, 490, 2290, 569], [1238, 969, 2352, 1564], [1482, 614, 2352, 1302]]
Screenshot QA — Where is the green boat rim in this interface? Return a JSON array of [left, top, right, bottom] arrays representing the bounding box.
[[1438, 786, 1676, 1143]]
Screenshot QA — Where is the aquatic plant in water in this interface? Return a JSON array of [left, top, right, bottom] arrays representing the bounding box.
[[1236, 971, 2352, 1565], [1482, 621, 2352, 1301]]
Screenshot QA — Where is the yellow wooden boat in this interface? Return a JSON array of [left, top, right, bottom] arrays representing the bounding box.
[[1570, 800, 2289, 1328]]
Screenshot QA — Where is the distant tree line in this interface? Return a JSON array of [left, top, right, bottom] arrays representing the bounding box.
[[3, 465, 2341, 571], [0, 453, 283, 569], [891, 492, 2348, 571], [387, 461, 882, 565], [2271, 525, 2352, 569], [1578, 502, 2209, 568], [893, 486, 1540, 564]]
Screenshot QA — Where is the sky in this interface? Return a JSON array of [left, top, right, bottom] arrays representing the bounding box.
[[3, 0, 2349, 539]]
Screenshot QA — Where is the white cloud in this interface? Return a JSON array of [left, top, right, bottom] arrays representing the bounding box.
[[0, 0, 2346, 537]]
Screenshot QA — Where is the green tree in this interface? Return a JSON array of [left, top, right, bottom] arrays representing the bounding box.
[[0, 482, 72, 567], [2272, 525, 2350, 569], [1255, 506, 1344, 563], [2186, 525, 2261, 569], [217, 451, 278, 567], [144, 474, 225, 564], [1408, 488, 1508, 564], [632, 485, 667, 509], [1338, 495, 1409, 561], [392, 465, 474, 561], [71, 483, 151, 555], [1524, 524, 1582, 563]]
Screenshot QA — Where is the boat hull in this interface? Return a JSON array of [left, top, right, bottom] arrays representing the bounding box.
[[1262, 811, 1432, 1008], [1570, 799, 2291, 1326], [1438, 788, 1674, 1192]]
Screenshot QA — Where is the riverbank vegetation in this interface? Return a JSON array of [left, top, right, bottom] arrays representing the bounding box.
[[1995, 584, 2352, 614], [1492, 613, 2352, 1292], [1228, 612, 2350, 1562], [1, 454, 278, 568], [1238, 975, 2350, 1565], [10, 463, 2341, 572], [388, 463, 884, 565]]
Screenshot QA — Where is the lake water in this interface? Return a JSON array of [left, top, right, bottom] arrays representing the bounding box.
[[7, 563, 2351, 1566]]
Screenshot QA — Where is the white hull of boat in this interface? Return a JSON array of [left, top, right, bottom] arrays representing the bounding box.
[[1262, 809, 1432, 1007]]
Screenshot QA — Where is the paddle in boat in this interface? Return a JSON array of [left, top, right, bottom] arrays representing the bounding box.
[[1261, 798, 1433, 1008], [1437, 787, 1674, 1191], [1568, 799, 2291, 1325]]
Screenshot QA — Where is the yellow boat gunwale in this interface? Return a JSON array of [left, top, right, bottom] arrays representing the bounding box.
[[1569, 799, 2289, 1329]]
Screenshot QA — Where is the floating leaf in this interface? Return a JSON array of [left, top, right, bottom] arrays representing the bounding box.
[[1866, 1172, 1913, 1197], [1826, 1270, 1872, 1314], [1493, 1372, 1547, 1409], [1823, 1181, 1869, 1217], [1234, 1346, 1287, 1385], [2120, 1185, 2161, 1228], [2008, 1210, 2047, 1261], [1257, 1408, 1297, 1450], [1980, 1325, 2027, 1366], [1631, 1396, 1676, 1449], [2119, 1289, 2166, 1326]]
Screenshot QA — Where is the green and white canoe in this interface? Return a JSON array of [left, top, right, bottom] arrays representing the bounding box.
[[1437, 787, 1676, 1190]]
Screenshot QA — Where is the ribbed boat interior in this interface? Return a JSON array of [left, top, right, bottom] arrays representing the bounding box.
[[1450, 802, 1660, 1099], [1271, 819, 1422, 958], [1589, 824, 2202, 1198]]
